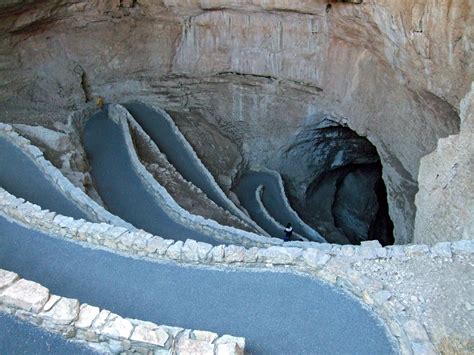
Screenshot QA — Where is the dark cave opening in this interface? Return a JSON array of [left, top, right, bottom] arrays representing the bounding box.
[[283, 119, 394, 246], [331, 163, 394, 246]]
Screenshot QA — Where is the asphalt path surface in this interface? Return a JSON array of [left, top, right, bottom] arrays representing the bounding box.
[[123, 102, 232, 212], [0, 312, 96, 354], [0, 136, 91, 221], [234, 174, 284, 239], [83, 110, 223, 245], [0, 216, 396, 354], [235, 171, 326, 242]]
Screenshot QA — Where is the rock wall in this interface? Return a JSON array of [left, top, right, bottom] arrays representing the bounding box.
[[414, 84, 474, 244], [0, 122, 134, 229], [108, 104, 276, 247], [1, 186, 473, 354], [0, 269, 245, 354], [0, 120, 278, 248], [0, 0, 472, 244]]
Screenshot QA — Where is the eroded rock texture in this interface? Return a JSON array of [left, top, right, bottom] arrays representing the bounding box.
[[0, 0, 472, 244], [414, 85, 474, 244], [281, 117, 394, 245]]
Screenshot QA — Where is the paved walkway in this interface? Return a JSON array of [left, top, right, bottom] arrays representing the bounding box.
[[234, 173, 284, 239], [0, 312, 96, 354], [0, 136, 91, 221], [83, 110, 220, 245], [234, 171, 325, 241], [124, 102, 232, 213], [0, 216, 396, 354]]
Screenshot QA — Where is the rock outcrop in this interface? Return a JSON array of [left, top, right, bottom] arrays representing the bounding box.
[[414, 84, 474, 244], [0, 0, 471, 244]]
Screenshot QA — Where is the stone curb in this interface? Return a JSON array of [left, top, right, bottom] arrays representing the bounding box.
[[256, 167, 326, 242], [126, 100, 264, 231], [0, 123, 134, 231], [126, 109, 255, 233], [2, 188, 471, 354], [254, 184, 306, 240], [110, 104, 284, 248], [0, 269, 245, 354]]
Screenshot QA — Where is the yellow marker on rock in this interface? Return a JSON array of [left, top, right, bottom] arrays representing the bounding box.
[[95, 97, 105, 109]]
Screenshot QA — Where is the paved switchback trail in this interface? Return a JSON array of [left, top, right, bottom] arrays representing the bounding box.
[[124, 102, 324, 241], [83, 110, 220, 245], [123, 102, 255, 227], [234, 175, 283, 239], [0, 216, 396, 354], [235, 171, 325, 242], [0, 136, 91, 221]]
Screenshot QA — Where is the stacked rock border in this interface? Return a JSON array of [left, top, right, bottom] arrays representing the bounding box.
[[255, 167, 325, 242], [110, 104, 275, 247], [125, 100, 263, 232], [0, 123, 134, 230], [253, 184, 298, 239], [2, 187, 471, 354], [0, 269, 244, 354]]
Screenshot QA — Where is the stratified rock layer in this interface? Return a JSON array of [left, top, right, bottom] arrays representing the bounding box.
[[414, 84, 474, 244], [0, 0, 471, 243]]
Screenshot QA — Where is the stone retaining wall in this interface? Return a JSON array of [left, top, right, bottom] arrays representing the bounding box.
[[0, 123, 134, 230], [127, 100, 263, 231], [0, 107, 317, 250], [0, 105, 314, 248], [257, 167, 325, 242], [127, 109, 255, 233], [0, 269, 244, 354], [110, 104, 282, 248], [3, 187, 472, 353], [254, 184, 298, 239]]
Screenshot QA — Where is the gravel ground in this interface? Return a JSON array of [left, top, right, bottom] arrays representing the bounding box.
[[352, 254, 474, 351]]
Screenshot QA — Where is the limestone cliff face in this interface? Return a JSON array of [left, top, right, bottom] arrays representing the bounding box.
[[0, 0, 472, 243], [414, 84, 474, 244]]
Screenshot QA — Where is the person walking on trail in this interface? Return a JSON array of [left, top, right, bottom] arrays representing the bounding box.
[[284, 223, 293, 241]]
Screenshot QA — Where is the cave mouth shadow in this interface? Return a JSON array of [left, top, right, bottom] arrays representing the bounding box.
[[284, 120, 394, 246]]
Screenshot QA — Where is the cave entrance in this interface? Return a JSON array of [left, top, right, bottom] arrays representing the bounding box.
[[284, 119, 394, 246]]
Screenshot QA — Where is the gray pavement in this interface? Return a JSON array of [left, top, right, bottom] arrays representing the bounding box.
[[123, 102, 232, 213], [235, 171, 325, 242], [0, 136, 91, 221], [0, 216, 396, 354], [234, 175, 283, 239], [0, 312, 96, 354], [83, 109, 221, 245]]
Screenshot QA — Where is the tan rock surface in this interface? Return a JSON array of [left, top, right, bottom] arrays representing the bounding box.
[[0, 0, 472, 243], [414, 84, 474, 244]]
